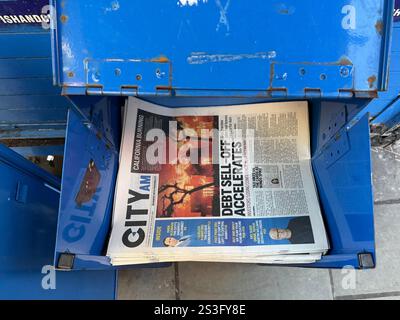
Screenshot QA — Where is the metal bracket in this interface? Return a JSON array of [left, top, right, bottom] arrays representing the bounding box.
[[321, 107, 347, 145], [323, 128, 350, 168], [57, 253, 75, 270], [358, 252, 375, 269], [15, 181, 29, 204], [85, 58, 171, 95], [270, 63, 354, 97]]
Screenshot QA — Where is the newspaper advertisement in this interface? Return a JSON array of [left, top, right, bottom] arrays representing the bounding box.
[[107, 98, 329, 265]]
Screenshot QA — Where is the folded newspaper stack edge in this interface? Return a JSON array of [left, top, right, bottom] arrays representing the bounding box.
[[106, 98, 329, 265]]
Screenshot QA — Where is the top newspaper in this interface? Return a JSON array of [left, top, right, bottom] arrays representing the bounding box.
[[107, 98, 329, 264]]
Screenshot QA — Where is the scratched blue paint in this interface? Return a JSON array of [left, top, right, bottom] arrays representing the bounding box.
[[52, 0, 393, 97], [355, 5, 400, 131]]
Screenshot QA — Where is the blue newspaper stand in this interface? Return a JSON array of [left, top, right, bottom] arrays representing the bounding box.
[[49, 0, 397, 270], [0, 0, 116, 299]]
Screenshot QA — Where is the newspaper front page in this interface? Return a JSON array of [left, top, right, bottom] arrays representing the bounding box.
[[107, 98, 328, 265]]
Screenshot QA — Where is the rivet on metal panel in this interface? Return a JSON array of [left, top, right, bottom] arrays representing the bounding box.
[[340, 66, 350, 78], [368, 75, 377, 88], [323, 129, 350, 168], [156, 68, 165, 79], [114, 68, 122, 77], [136, 74, 142, 81], [375, 20, 384, 36], [60, 15, 68, 23], [67, 71, 75, 78], [92, 71, 101, 82], [111, 1, 120, 11]]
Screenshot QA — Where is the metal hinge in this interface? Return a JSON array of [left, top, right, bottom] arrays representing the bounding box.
[[270, 63, 354, 97], [84, 58, 171, 95]]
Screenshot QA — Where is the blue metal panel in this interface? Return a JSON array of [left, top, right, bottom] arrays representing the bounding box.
[[55, 97, 173, 270], [11, 144, 65, 157], [360, 15, 400, 123], [0, 1, 70, 145], [52, 0, 393, 98], [358, 7, 400, 145], [56, 108, 119, 258], [0, 33, 50, 57], [0, 125, 65, 140], [0, 94, 69, 109], [0, 58, 52, 78], [0, 78, 60, 95], [0, 95, 70, 139], [0, 107, 67, 125], [312, 112, 375, 267], [65, 95, 123, 150], [0, 143, 116, 299]]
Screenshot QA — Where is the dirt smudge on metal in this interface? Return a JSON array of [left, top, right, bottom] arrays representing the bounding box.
[[187, 51, 277, 64], [368, 75, 377, 88]]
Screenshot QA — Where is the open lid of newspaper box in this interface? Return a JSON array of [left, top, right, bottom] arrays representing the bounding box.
[[51, 0, 393, 98]]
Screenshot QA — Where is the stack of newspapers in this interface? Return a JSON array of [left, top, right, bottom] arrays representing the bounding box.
[[106, 98, 329, 265]]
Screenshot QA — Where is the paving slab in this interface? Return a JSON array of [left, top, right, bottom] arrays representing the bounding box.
[[363, 295, 400, 300], [178, 262, 333, 300], [118, 265, 176, 300], [331, 144, 400, 299], [331, 204, 400, 299], [371, 144, 400, 203]]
